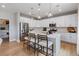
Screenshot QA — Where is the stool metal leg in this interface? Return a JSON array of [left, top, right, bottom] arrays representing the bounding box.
[[52, 45, 53, 56]]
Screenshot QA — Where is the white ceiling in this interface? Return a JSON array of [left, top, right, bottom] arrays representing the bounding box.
[[0, 3, 78, 19]]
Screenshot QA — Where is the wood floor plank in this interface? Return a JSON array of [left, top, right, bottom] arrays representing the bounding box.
[[0, 41, 77, 56]]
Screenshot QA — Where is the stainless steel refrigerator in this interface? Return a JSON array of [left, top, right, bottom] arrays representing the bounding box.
[[19, 22, 29, 41]]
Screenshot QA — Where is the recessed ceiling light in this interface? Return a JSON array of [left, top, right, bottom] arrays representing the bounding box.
[[37, 8, 40, 11], [59, 8, 62, 12], [48, 13, 52, 17], [56, 4, 62, 12], [1, 5, 6, 8]]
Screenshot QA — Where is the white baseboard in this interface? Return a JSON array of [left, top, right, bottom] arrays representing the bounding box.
[[16, 39, 20, 43], [9, 39, 17, 42], [9, 39, 20, 43]]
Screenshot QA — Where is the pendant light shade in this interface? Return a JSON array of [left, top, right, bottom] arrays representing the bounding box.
[[48, 4, 53, 17], [48, 12, 52, 17]]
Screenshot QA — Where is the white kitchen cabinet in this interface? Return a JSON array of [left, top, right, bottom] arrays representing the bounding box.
[[20, 14, 77, 27], [55, 17, 64, 27], [63, 14, 78, 27], [40, 19, 49, 27], [70, 33, 77, 44], [47, 14, 77, 27], [56, 14, 77, 27], [61, 33, 77, 44]]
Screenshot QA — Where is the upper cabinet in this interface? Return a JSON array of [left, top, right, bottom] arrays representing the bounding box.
[[40, 14, 78, 27], [20, 14, 78, 27], [53, 14, 77, 27], [62, 14, 78, 27]]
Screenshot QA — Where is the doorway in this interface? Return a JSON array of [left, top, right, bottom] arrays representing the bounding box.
[[0, 19, 9, 43], [19, 22, 29, 41]]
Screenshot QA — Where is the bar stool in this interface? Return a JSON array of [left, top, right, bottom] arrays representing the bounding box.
[[37, 34, 54, 56]]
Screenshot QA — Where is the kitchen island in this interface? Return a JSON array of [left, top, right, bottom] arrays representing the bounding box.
[[29, 30, 61, 56], [0, 38, 3, 45]]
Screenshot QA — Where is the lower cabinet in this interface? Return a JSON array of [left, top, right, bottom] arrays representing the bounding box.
[[61, 33, 77, 44]]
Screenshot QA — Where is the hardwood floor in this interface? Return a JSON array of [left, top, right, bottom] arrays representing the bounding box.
[[59, 41, 77, 56], [0, 41, 77, 56], [0, 42, 35, 56]]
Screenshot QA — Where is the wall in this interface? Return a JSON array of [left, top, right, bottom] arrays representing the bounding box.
[[0, 11, 17, 42], [77, 6, 79, 55], [15, 12, 20, 42]]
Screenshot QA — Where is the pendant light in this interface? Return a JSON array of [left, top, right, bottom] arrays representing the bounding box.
[[48, 3, 52, 17], [28, 7, 35, 19], [56, 4, 62, 12], [37, 3, 41, 19], [29, 7, 34, 15], [37, 4, 40, 11]]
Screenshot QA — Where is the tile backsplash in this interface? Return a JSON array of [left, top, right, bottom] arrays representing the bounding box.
[[29, 27, 77, 33]]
